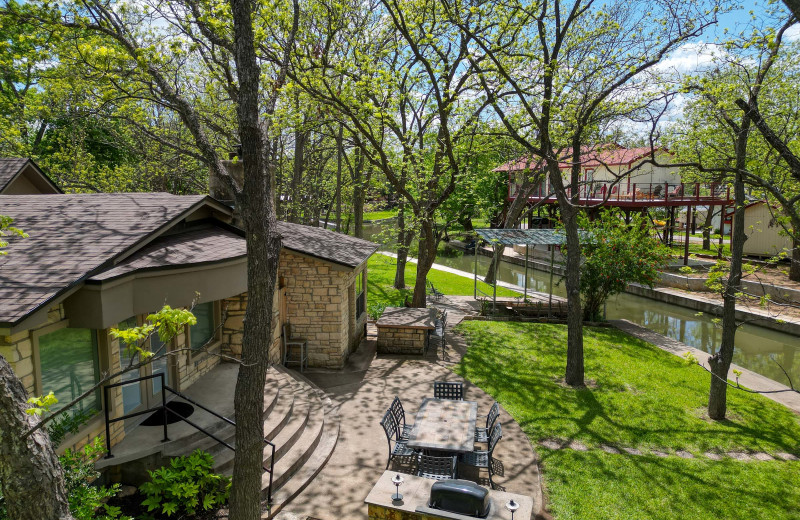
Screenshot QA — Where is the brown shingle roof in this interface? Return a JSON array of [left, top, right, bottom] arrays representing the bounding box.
[[0, 193, 208, 325], [89, 226, 246, 282], [0, 158, 30, 191], [278, 221, 378, 268]]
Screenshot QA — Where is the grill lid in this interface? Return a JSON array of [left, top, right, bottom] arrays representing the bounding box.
[[428, 479, 491, 518]]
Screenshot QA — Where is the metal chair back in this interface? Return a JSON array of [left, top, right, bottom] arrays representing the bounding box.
[[417, 454, 457, 481], [389, 397, 406, 434], [381, 409, 398, 444], [433, 381, 463, 400], [486, 402, 500, 430], [488, 422, 503, 454]]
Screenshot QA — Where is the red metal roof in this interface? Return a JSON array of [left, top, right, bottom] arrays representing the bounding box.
[[494, 145, 666, 172]]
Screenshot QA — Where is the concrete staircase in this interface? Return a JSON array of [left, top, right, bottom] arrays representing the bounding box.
[[160, 365, 339, 517]]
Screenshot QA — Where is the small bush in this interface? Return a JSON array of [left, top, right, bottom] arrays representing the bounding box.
[[60, 437, 130, 520], [139, 450, 230, 518]]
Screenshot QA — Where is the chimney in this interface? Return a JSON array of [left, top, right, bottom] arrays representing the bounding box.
[[209, 145, 244, 204]]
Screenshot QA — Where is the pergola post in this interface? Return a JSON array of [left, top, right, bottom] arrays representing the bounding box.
[[473, 238, 478, 299], [492, 244, 498, 313], [524, 244, 529, 301]]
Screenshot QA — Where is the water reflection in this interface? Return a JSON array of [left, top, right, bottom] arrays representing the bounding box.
[[363, 222, 800, 386]]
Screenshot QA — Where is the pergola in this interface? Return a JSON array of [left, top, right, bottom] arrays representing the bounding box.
[[473, 228, 567, 312]]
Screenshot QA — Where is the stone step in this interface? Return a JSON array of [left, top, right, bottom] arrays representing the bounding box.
[[213, 372, 306, 475], [162, 368, 291, 460], [264, 368, 340, 518]]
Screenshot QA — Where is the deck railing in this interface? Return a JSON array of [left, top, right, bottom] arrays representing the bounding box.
[[103, 373, 276, 504], [509, 181, 732, 204]]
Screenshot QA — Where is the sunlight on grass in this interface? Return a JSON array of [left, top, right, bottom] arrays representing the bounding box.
[[454, 321, 800, 520]]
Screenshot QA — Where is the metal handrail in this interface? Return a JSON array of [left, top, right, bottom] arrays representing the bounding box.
[[102, 373, 276, 504]]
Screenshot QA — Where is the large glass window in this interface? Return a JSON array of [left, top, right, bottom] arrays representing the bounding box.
[[117, 317, 142, 414], [38, 327, 101, 417], [190, 301, 216, 351]]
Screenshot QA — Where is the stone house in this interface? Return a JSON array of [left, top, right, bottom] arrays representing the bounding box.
[[0, 159, 376, 453]]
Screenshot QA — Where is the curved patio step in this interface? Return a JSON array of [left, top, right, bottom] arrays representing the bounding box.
[[264, 368, 340, 518], [211, 369, 303, 474], [162, 367, 292, 460]]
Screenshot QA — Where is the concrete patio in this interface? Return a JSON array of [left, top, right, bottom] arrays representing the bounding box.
[[274, 295, 544, 520]]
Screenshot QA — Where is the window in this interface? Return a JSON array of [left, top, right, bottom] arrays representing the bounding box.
[[190, 301, 216, 351], [117, 317, 142, 414], [38, 327, 101, 417], [355, 271, 365, 317]]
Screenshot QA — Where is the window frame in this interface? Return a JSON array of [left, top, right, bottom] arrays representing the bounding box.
[[31, 320, 103, 418], [188, 300, 222, 362]]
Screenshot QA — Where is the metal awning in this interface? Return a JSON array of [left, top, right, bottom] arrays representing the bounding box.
[[475, 228, 566, 246]]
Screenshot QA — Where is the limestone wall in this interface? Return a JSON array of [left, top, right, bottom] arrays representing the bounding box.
[[278, 250, 353, 368], [0, 305, 125, 454], [376, 326, 427, 355], [220, 290, 282, 366]]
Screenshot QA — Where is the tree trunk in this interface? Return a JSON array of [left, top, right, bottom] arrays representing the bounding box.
[[229, 0, 282, 518], [0, 357, 73, 520], [484, 176, 537, 283], [708, 116, 750, 421], [335, 125, 343, 232], [702, 206, 715, 250], [790, 236, 800, 282], [289, 128, 305, 224], [562, 206, 585, 387], [411, 219, 438, 307], [394, 200, 410, 290], [352, 155, 367, 239]]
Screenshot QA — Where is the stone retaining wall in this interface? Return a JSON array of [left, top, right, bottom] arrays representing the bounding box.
[[376, 326, 427, 355]]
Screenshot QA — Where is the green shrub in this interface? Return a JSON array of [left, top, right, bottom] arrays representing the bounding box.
[[60, 437, 130, 520], [140, 450, 230, 518]]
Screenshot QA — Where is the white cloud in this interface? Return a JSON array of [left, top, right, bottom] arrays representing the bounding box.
[[655, 42, 723, 75]]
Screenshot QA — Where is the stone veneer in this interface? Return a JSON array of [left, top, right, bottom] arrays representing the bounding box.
[[0, 304, 125, 453], [376, 327, 428, 355], [278, 250, 368, 369]]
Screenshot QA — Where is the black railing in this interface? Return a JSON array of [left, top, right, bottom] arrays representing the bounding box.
[[103, 373, 276, 504]]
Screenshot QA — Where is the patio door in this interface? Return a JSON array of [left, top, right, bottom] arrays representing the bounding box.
[[117, 316, 174, 423]]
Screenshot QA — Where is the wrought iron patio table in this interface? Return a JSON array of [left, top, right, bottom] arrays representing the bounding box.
[[406, 397, 478, 453]]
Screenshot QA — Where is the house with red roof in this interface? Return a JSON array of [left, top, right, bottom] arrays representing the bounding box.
[[497, 144, 730, 208]]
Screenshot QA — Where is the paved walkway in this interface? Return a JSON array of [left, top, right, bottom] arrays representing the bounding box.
[[275, 295, 544, 520], [377, 251, 566, 304]]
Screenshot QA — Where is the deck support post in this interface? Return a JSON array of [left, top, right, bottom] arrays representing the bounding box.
[[684, 205, 692, 265], [548, 246, 555, 317]]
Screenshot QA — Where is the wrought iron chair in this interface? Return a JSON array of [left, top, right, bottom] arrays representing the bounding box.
[[389, 396, 414, 441], [380, 409, 417, 469], [428, 311, 448, 356], [417, 454, 458, 481], [282, 323, 308, 372], [428, 280, 444, 301], [433, 381, 463, 400], [459, 422, 502, 489], [474, 402, 500, 444]]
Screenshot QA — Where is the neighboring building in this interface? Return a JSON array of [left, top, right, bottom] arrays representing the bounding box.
[[498, 144, 727, 207], [0, 158, 62, 195], [0, 163, 376, 453], [723, 201, 794, 257]]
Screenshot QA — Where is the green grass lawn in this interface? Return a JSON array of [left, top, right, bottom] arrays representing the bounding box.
[[363, 210, 398, 221], [366, 254, 520, 317], [454, 321, 800, 520]]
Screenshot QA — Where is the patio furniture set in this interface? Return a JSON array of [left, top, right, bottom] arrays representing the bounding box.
[[380, 381, 503, 489]]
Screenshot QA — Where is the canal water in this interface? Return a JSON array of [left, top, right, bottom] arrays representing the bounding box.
[[364, 221, 800, 387]]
